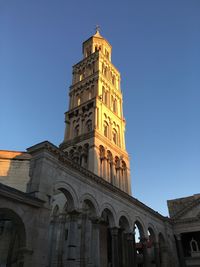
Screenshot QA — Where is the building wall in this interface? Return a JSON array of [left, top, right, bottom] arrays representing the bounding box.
[[0, 151, 31, 192]]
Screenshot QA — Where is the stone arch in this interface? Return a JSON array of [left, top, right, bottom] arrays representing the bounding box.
[[0, 208, 27, 266], [49, 182, 79, 266], [147, 224, 158, 266], [133, 216, 147, 237], [0, 208, 26, 246], [117, 210, 132, 230], [52, 204, 60, 216], [112, 128, 118, 144], [100, 203, 117, 227], [54, 181, 79, 210], [133, 217, 148, 266], [85, 119, 92, 133], [147, 223, 157, 242], [119, 215, 130, 232], [118, 215, 131, 266], [79, 193, 100, 216], [103, 120, 109, 137]]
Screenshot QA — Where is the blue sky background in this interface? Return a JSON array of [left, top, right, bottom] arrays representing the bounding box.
[[1, 0, 200, 215]]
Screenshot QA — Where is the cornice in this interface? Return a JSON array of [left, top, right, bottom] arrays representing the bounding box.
[[0, 183, 44, 208], [172, 217, 200, 225], [70, 72, 99, 92], [27, 141, 169, 222], [59, 131, 95, 150], [73, 51, 99, 69], [65, 99, 94, 119]]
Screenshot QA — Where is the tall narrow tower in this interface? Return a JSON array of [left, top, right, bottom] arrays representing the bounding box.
[[60, 29, 131, 194]]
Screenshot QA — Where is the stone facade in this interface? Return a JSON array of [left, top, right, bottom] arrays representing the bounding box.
[[168, 195, 200, 267], [0, 151, 31, 192], [0, 30, 198, 267], [60, 29, 131, 195]]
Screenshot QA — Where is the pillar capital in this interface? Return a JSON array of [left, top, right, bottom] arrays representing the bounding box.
[[90, 216, 102, 225], [110, 226, 119, 236], [58, 213, 67, 223], [125, 232, 134, 241], [67, 209, 81, 219]]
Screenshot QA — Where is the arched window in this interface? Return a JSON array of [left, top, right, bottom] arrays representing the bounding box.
[[112, 75, 115, 85], [112, 129, 117, 144], [86, 120, 92, 132], [88, 91, 92, 100], [99, 145, 105, 159], [102, 87, 108, 105], [113, 98, 117, 113], [77, 96, 81, 106], [74, 125, 79, 137], [190, 238, 199, 252], [102, 63, 104, 73], [104, 67, 107, 77], [105, 49, 109, 59], [104, 121, 109, 137]]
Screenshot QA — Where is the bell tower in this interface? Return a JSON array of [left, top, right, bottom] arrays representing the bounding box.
[[60, 29, 131, 194]]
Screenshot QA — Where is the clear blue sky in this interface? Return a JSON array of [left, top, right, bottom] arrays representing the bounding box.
[[1, 0, 200, 216]]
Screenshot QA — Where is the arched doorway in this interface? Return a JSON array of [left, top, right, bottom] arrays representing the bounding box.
[[48, 187, 77, 267], [80, 199, 97, 266], [119, 216, 131, 267], [134, 220, 147, 267], [100, 208, 115, 267], [0, 208, 26, 267]]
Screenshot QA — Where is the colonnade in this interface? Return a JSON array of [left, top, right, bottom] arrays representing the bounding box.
[[48, 207, 169, 267]]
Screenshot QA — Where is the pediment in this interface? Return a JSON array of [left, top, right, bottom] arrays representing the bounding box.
[[175, 198, 200, 220]]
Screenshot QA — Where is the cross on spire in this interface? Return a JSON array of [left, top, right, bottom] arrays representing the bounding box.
[[95, 25, 100, 34]]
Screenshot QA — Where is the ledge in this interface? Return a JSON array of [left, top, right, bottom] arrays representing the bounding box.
[[0, 183, 44, 208]]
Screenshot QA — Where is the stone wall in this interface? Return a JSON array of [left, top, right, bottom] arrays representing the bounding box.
[[0, 150, 31, 192]]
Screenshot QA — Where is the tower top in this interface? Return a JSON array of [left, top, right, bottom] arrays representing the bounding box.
[[82, 28, 112, 60]]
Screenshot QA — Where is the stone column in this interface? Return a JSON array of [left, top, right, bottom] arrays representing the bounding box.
[[90, 218, 101, 267], [154, 242, 161, 267], [54, 213, 66, 267], [141, 237, 149, 267], [126, 233, 135, 267], [48, 215, 59, 267], [176, 234, 186, 267], [133, 231, 137, 267], [66, 210, 80, 267], [110, 227, 120, 267]]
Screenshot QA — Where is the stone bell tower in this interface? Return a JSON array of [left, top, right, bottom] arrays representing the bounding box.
[[60, 29, 131, 194]]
